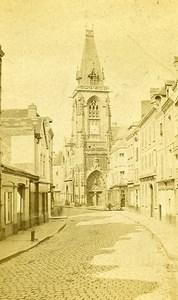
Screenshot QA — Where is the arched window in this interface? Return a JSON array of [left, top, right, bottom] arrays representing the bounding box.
[[89, 98, 99, 118]]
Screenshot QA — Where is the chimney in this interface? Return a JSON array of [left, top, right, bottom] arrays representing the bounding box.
[[28, 103, 37, 118], [174, 56, 178, 82], [150, 88, 159, 99]]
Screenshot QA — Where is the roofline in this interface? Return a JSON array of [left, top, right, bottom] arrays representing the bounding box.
[[2, 164, 39, 180]]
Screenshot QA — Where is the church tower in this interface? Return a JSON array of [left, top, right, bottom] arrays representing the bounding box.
[[64, 29, 111, 207]]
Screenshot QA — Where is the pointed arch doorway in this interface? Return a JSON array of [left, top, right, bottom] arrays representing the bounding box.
[[86, 170, 106, 206]]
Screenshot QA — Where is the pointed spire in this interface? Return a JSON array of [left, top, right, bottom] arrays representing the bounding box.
[[77, 28, 104, 86]]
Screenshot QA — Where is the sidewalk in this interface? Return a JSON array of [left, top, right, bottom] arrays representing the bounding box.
[[121, 209, 178, 297], [122, 210, 178, 261], [0, 219, 66, 264]]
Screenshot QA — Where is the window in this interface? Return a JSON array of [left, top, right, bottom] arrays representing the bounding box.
[[43, 155, 46, 178], [120, 171, 125, 176], [149, 152, 151, 167], [160, 123, 163, 136], [56, 171, 58, 176], [149, 126, 151, 144], [119, 153, 124, 157], [4, 192, 13, 224], [136, 147, 138, 161], [89, 99, 99, 118], [75, 172, 78, 187]]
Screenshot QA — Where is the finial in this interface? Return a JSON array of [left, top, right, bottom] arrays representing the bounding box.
[[86, 26, 94, 37], [0, 45, 5, 57]]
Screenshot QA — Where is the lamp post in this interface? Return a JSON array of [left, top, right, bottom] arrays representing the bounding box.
[[0, 46, 5, 238]]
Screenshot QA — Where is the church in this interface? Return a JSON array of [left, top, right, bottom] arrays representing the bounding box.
[[64, 29, 111, 207]]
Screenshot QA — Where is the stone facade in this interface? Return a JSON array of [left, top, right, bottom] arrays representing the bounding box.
[[126, 57, 178, 226], [108, 125, 128, 209], [0, 104, 54, 238], [64, 29, 111, 207], [52, 151, 64, 214]]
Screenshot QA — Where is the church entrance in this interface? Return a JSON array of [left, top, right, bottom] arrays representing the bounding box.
[[86, 170, 105, 206]]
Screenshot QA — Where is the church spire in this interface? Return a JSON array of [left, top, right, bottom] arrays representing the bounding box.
[[76, 29, 104, 86]]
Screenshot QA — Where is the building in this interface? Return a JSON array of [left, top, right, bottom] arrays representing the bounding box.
[[126, 122, 140, 210], [64, 29, 112, 207], [0, 104, 54, 238], [108, 133, 128, 209], [126, 57, 178, 226], [53, 151, 64, 214]]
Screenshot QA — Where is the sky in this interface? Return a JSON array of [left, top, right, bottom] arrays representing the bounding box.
[[0, 0, 178, 151]]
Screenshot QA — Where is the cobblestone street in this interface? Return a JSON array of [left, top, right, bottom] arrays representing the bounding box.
[[0, 210, 176, 299]]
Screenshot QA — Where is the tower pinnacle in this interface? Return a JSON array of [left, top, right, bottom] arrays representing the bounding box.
[[76, 29, 104, 86]]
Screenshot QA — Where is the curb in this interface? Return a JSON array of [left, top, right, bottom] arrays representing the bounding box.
[[0, 222, 66, 264], [123, 212, 178, 298]]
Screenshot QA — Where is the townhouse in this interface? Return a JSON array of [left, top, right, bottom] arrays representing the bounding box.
[[0, 104, 54, 238]]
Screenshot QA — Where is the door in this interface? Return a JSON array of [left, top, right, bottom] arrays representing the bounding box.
[[150, 184, 154, 217]]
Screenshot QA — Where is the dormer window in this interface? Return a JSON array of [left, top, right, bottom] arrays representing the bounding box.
[[88, 68, 99, 85]]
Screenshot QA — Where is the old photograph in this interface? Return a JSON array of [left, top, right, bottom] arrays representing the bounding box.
[[0, 0, 178, 299]]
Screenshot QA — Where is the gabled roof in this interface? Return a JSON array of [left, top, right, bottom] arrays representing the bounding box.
[[2, 108, 50, 136], [2, 109, 28, 118]]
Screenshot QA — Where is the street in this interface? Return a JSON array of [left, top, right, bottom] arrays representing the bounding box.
[[0, 209, 175, 300]]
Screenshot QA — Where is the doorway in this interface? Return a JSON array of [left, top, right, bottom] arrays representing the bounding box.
[[150, 184, 154, 217]]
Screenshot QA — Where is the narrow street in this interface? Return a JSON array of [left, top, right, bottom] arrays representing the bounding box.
[[0, 209, 175, 300]]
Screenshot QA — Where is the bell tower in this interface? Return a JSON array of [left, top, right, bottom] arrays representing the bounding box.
[[65, 29, 111, 207]]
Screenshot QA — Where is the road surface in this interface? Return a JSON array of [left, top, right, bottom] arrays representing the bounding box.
[[0, 209, 175, 299]]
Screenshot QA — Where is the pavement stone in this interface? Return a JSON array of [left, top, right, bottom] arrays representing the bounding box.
[[0, 211, 175, 299], [0, 208, 178, 299], [0, 219, 66, 263]]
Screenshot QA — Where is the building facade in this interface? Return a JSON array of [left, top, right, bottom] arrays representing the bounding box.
[[0, 104, 54, 238], [127, 123, 140, 210], [53, 151, 64, 214], [108, 137, 128, 209], [126, 57, 178, 226], [64, 29, 111, 207]]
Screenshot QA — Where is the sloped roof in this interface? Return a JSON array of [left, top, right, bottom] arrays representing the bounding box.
[[2, 109, 28, 118], [79, 30, 104, 86], [2, 108, 44, 134], [111, 126, 128, 143]]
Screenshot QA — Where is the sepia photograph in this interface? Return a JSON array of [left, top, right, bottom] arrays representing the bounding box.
[[0, 0, 178, 299]]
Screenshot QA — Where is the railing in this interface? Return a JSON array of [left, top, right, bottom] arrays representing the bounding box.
[[76, 85, 109, 91]]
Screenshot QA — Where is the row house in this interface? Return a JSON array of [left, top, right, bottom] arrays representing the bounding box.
[[108, 137, 128, 209], [107, 125, 128, 209], [0, 104, 54, 238], [53, 151, 64, 214], [127, 57, 178, 225], [127, 122, 140, 210]]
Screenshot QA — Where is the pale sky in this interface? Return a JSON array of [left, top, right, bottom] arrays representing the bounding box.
[[0, 0, 178, 150]]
